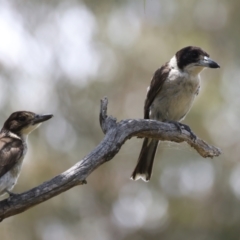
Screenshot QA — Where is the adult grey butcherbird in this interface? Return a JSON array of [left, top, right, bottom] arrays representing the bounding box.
[[131, 46, 220, 182], [0, 111, 53, 197]]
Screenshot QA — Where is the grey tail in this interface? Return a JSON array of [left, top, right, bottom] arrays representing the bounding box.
[[131, 138, 159, 181]]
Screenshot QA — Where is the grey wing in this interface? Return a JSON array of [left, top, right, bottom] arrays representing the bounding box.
[[144, 63, 171, 119], [0, 137, 24, 178]]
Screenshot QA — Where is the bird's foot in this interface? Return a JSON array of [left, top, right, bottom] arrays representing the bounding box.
[[82, 180, 87, 185], [179, 123, 197, 140], [166, 121, 197, 141]]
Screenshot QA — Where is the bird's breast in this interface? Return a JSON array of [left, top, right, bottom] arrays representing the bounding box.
[[150, 73, 200, 121], [0, 145, 27, 195]]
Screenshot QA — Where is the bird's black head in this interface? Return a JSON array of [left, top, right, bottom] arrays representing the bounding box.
[[176, 46, 220, 71], [2, 111, 53, 135]]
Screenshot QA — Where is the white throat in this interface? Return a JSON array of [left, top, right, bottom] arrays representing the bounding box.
[[20, 123, 41, 141]]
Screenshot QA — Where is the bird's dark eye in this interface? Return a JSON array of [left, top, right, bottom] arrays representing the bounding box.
[[18, 116, 26, 122]]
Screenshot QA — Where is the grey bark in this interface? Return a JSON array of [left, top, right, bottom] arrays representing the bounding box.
[[0, 97, 221, 221]]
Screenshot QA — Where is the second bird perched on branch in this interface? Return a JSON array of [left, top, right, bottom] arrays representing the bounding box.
[[0, 111, 53, 197], [131, 46, 220, 182]]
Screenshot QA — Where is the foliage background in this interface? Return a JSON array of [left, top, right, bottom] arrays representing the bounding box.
[[0, 0, 239, 239]]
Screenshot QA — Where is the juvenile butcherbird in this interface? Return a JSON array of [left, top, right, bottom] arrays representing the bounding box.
[[131, 46, 220, 182], [0, 111, 53, 197]]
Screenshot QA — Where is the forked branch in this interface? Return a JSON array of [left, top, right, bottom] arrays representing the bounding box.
[[0, 97, 221, 221]]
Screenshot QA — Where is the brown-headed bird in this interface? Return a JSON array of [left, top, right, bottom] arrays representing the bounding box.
[[0, 111, 53, 197]]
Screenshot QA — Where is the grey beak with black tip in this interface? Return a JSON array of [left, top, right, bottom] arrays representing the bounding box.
[[33, 114, 53, 125], [197, 56, 220, 68]]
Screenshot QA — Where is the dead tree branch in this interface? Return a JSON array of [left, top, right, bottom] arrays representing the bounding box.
[[0, 97, 221, 221]]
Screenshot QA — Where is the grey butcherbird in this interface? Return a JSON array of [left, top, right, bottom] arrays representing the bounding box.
[[131, 46, 220, 182], [0, 111, 53, 197]]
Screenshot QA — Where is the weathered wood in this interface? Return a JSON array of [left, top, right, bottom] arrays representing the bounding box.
[[0, 97, 221, 221]]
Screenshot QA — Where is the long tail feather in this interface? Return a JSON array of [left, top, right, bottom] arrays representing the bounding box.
[[131, 138, 159, 181]]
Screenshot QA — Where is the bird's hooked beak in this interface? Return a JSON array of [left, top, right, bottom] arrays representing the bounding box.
[[33, 114, 53, 125], [197, 56, 220, 68]]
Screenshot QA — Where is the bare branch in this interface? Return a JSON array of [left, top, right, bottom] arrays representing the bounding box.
[[0, 97, 221, 221]]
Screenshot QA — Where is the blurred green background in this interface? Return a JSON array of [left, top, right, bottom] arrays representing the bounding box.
[[0, 0, 239, 239]]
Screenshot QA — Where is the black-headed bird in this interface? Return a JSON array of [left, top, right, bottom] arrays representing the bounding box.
[[131, 46, 220, 182]]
